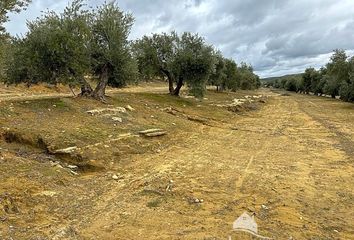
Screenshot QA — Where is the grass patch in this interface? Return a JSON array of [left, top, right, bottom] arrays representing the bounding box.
[[18, 98, 71, 111], [140, 93, 196, 107], [146, 198, 163, 208]]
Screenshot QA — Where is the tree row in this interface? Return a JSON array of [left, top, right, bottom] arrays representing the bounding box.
[[0, 0, 260, 101], [267, 50, 354, 102]]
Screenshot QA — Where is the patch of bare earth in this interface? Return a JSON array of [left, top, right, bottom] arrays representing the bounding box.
[[0, 86, 353, 239]]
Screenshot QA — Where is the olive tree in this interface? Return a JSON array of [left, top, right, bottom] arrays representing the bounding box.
[[90, 2, 137, 101], [133, 32, 178, 94], [5, 0, 93, 93], [1, 0, 31, 80], [208, 52, 226, 91], [134, 32, 215, 97], [172, 32, 215, 97], [323, 49, 349, 98], [339, 56, 354, 102], [223, 58, 239, 91]]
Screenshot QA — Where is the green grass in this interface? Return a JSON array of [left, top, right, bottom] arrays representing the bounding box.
[[17, 98, 71, 111], [140, 93, 196, 107], [146, 198, 163, 208]]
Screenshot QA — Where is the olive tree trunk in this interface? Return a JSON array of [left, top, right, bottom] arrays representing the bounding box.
[[160, 68, 175, 94], [79, 78, 93, 97], [92, 65, 109, 101], [172, 76, 183, 96]]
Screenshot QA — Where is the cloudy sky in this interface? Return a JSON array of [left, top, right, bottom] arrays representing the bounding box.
[[5, 0, 354, 78]]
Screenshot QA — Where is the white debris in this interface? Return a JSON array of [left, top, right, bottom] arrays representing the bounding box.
[[37, 191, 57, 197], [54, 146, 77, 154], [126, 105, 135, 111], [261, 204, 269, 210], [112, 117, 123, 123], [87, 107, 126, 115], [67, 165, 78, 170]]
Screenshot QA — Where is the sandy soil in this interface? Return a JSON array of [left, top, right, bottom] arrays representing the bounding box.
[[0, 86, 353, 239]]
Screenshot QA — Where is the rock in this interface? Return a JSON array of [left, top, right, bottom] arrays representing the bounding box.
[[112, 174, 119, 180], [67, 165, 78, 170], [139, 129, 167, 137], [261, 204, 269, 210], [166, 179, 174, 191], [112, 117, 122, 123], [126, 105, 135, 111], [139, 129, 164, 134], [144, 131, 167, 137], [187, 115, 207, 124], [54, 146, 77, 154], [38, 191, 57, 197], [87, 107, 126, 115], [70, 170, 79, 176]]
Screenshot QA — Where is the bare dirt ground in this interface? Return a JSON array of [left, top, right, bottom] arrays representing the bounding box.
[[0, 84, 353, 239]]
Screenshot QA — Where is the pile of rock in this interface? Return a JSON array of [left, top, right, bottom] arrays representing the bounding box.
[[86, 105, 135, 123]]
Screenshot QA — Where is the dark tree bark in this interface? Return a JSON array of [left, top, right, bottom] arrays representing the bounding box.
[[68, 68, 93, 97], [160, 68, 175, 94], [172, 76, 183, 96], [79, 78, 93, 97], [92, 65, 109, 101]]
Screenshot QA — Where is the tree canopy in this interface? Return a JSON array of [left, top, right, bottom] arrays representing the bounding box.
[[267, 49, 354, 102], [2, 0, 260, 101]]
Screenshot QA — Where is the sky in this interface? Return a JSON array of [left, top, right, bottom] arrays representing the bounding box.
[[5, 0, 354, 78]]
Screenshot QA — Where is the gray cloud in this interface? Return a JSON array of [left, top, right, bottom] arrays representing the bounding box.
[[5, 0, 354, 77]]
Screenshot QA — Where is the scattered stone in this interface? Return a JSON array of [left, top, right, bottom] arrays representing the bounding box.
[[261, 204, 269, 210], [139, 129, 167, 137], [166, 180, 174, 192], [112, 117, 122, 123], [87, 107, 126, 115], [67, 165, 78, 170], [144, 131, 167, 137], [70, 170, 79, 176], [37, 191, 57, 197], [187, 115, 207, 124], [126, 105, 135, 111], [54, 146, 77, 154], [161, 106, 180, 115], [188, 196, 204, 204]]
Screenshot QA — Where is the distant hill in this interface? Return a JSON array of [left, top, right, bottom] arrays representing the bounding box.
[[261, 73, 303, 82]]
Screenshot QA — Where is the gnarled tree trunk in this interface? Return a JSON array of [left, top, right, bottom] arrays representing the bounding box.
[[92, 65, 109, 102], [79, 78, 93, 97], [160, 68, 175, 94], [172, 76, 183, 96]]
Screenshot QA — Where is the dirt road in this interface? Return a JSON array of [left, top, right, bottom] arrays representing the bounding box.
[[0, 88, 353, 239]]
